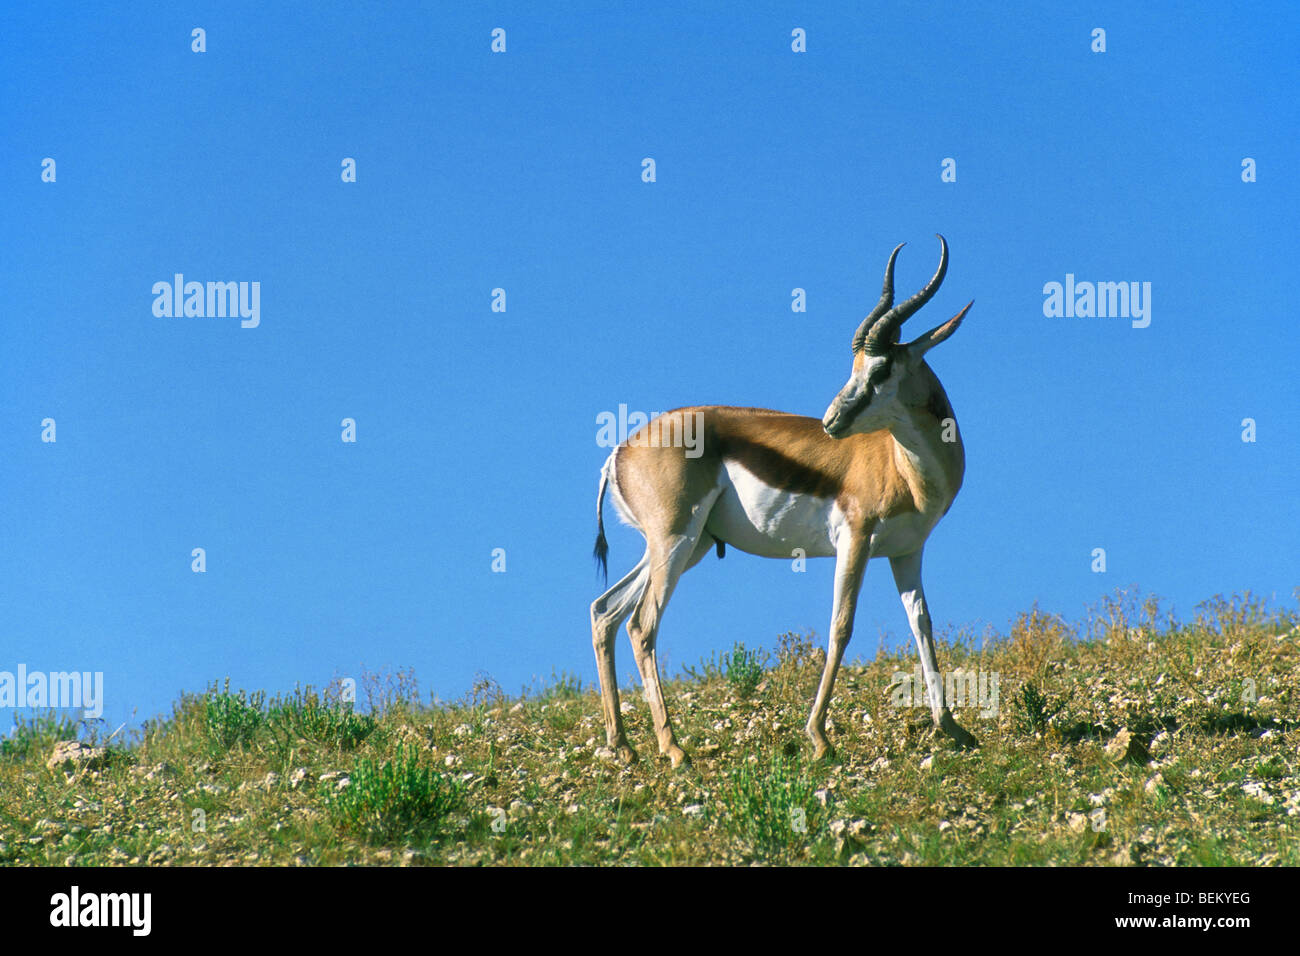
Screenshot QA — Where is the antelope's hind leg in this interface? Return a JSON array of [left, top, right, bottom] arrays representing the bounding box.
[[626, 514, 718, 769], [591, 553, 650, 763]]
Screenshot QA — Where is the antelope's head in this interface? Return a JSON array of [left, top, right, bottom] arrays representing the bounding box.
[[822, 235, 973, 439]]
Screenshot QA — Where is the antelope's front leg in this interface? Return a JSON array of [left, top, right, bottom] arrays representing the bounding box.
[[806, 535, 869, 759], [889, 549, 978, 749]]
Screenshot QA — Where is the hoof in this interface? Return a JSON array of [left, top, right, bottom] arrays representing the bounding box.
[[616, 743, 639, 765], [808, 733, 835, 761], [666, 745, 691, 769], [939, 714, 979, 750]]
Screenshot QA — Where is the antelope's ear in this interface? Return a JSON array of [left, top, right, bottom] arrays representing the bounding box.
[[907, 300, 973, 358]]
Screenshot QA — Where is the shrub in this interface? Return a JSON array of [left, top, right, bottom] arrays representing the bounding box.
[[718, 754, 819, 861], [1012, 681, 1068, 735], [0, 713, 77, 763], [267, 687, 379, 752], [329, 744, 465, 842], [204, 681, 266, 752], [722, 642, 767, 697]]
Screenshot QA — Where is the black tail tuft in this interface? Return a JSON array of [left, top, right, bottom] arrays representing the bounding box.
[[593, 530, 609, 584], [593, 465, 611, 585]]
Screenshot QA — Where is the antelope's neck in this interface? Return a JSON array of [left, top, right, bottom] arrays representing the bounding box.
[[888, 408, 964, 517]]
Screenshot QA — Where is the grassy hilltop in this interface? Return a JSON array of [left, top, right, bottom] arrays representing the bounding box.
[[1, 590, 1297, 866]]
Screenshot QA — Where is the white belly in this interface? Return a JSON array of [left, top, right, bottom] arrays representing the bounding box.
[[705, 461, 941, 561], [706, 462, 841, 558]]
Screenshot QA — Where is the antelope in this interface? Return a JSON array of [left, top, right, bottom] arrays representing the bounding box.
[[590, 236, 979, 767]]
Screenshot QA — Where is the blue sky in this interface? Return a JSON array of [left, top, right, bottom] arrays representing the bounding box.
[[2, 2, 1296, 736]]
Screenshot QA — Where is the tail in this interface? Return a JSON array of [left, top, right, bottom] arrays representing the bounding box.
[[593, 463, 610, 584]]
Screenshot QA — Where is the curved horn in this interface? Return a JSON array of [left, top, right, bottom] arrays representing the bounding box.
[[862, 234, 948, 354], [850, 242, 905, 354]]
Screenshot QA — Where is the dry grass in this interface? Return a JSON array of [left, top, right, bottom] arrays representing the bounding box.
[[1, 589, 1297, 866]]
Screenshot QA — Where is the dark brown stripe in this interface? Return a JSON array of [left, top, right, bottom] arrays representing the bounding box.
[[716, 431, 843, 499]]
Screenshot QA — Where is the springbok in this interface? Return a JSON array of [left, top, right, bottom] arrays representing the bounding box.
[[590, 236, 978, 766]]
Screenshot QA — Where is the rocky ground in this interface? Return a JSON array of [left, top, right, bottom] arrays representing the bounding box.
[[1, 590, 1296, 866]]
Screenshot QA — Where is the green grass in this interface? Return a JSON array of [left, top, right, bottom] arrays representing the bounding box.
[[1012, 681, 1070, 735], [0, 713, 77, 764], [328, 744, 465, 842], [0, 589, 1297, 866], [203, 681, 266, 754], [722, 642, 769, 698], [717, 754, 823, 862]]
